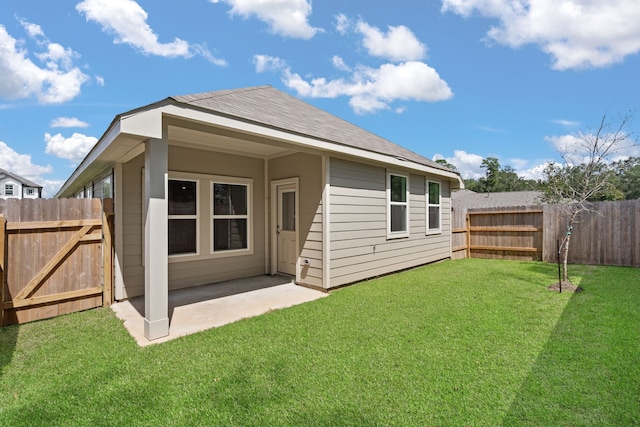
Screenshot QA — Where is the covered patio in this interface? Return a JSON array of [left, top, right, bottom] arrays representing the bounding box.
[[111, 275, 328, 347]]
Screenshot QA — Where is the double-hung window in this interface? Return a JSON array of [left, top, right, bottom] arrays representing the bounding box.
[[387, 172, 409, 238], [212, 178, 251, 252], [168, 179, 198, 256], [5, 184, 14, 196], [426, 180, 441, 234]]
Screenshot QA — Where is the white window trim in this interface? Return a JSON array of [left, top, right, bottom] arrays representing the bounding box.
[[426, 179, 442, 235], [168, 175, 200, 259], [5, 184, 15, 196], [211, 176, 253, 256], [386, 170, 410, 239]]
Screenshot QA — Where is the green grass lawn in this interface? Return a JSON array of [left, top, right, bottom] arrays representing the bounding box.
[[1, 259, 638, 426]]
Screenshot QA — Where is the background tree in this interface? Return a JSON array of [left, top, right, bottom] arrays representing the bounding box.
[[611, 156, 640, 199], [463, 157, 541, 192], [435, 158, 458, 171], [540, 111, 637, 286]]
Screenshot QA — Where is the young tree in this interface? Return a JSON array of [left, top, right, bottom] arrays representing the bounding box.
[[541, 111, 637, 286]]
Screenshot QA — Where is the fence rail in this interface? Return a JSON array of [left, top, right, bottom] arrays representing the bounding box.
[[451, 199, 640, 268], [0, 198, 113, 326]]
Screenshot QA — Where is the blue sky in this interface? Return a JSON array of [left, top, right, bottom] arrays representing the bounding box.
[[1, 0, 639, 197]]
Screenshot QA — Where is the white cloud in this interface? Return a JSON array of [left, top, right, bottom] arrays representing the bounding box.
[[516, 162, 548, 181], [44, 132, 97, 164], [255, 16, 451, 114], [335, 13, 350, 35], [552, 119, 581, 127], [545, 132, 640, 165], [0, 23, 89, 103], [0, 141, 53, 182], [253, 54, 287, 73], [283, 61, 452, 114], [18, 18, 44, 38], [433, 150, 485, 179], [51, 117, 90, 128], [435, 150, 549, 181], [356, 21, 427, 62], [331, 55, 351, 72], [442, 0, 640, 70], [77, 0, 227, 65], [213, 0, 319, 39], [95, 75, 105, 86]]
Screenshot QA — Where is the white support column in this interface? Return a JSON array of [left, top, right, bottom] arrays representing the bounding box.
[[322, 155, 331, 289], [144, 138, 169, 340]]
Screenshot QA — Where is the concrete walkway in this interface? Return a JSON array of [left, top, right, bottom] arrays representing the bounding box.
[[111, 275, 328, 347]]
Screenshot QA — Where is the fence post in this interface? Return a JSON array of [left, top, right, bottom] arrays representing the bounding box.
[[102, 199, 114, 307], [0, 215, 6, 326], [465, 213, 471, 259]]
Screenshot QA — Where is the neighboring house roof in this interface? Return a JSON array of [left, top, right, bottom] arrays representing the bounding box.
[[452, 189, 543, 210], [57, 86, 462, 197], [170, 86, 453, 173], [0, 168, 42, 188]]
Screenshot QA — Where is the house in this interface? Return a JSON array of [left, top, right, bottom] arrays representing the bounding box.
[[0, 168, 43, 199], [56, 85, 463, 340]]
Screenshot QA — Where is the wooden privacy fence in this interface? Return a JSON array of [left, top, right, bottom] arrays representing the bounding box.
[[452, 207, 543, 261], [543, 200, 640, 267], [0, 198, 114, 327], [451, 200, 640, 268]]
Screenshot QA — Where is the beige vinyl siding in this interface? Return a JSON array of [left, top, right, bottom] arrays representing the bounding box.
[[329, 158, 452, 287], [120, 154, 145, 298], [167, 146, 266, 290], [269, 153, 323, 288], [118, 146, 268, 297]]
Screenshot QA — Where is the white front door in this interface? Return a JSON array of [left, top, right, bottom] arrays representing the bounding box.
[[277, 184, 297, 275]]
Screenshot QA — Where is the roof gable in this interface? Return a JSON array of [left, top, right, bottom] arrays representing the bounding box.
[[170, 86, 452, 173], [0, 168, 42, 188]]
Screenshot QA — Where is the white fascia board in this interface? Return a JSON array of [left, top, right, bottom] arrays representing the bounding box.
[[56, 120, 123, 197], [159, 104, 462, 182], [56, 109, 164, 198], [120, 108, 163, 140]]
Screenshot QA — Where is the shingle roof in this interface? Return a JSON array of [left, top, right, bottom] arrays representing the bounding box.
[[0, 168, 42, 188], [170, 86, 453, 173]]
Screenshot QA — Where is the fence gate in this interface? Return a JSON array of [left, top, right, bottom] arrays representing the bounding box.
[[0, 198, 113, 327], [463, 207, 544, 261]]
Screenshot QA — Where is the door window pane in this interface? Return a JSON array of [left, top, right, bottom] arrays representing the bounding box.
[[281, 191, 295, 231]]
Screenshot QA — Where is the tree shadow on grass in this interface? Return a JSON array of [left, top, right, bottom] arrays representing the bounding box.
[[502, 266, 640, 426], [0, 323, 18, 377]]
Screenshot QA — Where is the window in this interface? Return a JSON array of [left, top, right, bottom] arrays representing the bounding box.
[[102, 176, 112, 198], [387, 172, 409, 238], [426, 180, 441, 234], [85, 186, 93, 199], [4, 184, 14, 196], [26, 188, 35, 196], [168, 179, 198, 255], [212, 179, 250, 252]]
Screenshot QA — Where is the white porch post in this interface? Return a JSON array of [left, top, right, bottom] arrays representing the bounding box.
[[144, 138, 169, 340]]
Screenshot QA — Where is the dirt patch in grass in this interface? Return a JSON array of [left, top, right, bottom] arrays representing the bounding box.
[[548, 281, 583, 293]]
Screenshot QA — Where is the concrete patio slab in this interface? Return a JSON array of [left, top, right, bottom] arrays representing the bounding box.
[[111, 275, 328, 347]]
